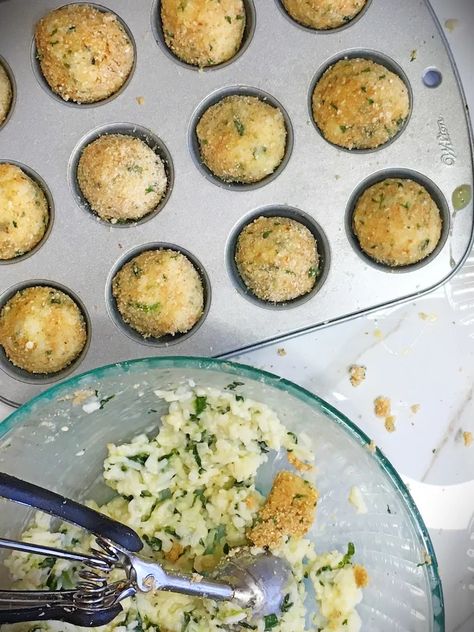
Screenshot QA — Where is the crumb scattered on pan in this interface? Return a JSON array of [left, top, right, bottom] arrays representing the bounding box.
[[384, 415, 396, 433], [349, 364, 366, 387], [366, 440, 376, 454], [410, 404, 420, 414], [374, 396, 391, 418], [136, 96, 145, 105], [410, 49, 417, 62], [418, 311, 438, 322], [348, 485, 367, 514], [463, 431, 473, 447], [277, 347, 287, 357], [287, 450, 313, 472], [247, 471, 318, 548], [444, 18, 459, 32], [373, 328, 383, 339]]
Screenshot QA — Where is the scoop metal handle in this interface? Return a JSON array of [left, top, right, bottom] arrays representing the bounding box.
[[123, 550, 235, 601]]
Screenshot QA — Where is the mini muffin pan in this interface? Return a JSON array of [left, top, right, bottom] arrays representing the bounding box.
[[0, 0, 472, 406]]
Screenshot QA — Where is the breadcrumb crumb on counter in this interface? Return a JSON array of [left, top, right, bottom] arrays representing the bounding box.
[[374, 396, 391, 417], [349, 364, 366, 387], [410, 403, 421, 414], [277, 347, 287, 357], [463, 431, 473, 447], [247, 471, 318, 548], [384, 415, 396, 433]]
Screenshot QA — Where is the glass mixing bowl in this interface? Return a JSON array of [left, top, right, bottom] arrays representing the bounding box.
[[0, 356, 444, 630]]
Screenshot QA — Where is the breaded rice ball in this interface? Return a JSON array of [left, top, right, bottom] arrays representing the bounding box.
[[196, 95, 287, 183], [112, 250, 204, 338], [77, 134, 168, 223], [161, 0, 246, 67], [35, 4, 134, 104], [283, 0, 368, 30], [235, 216, 319, 302], [0, 164, 49, 260], [352, 178, 442, 266], [0, 63, 12, 125], [0, 286, 87, 374], [312, 58, 410, 150]]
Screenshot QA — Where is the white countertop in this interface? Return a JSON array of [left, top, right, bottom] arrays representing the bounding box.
[[1, 2, 473, 630]]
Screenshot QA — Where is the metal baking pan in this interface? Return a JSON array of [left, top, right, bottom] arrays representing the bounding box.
[[0, 0, 472, 406]]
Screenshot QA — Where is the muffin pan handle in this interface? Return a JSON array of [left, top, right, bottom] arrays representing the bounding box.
[[0, 472, 143, 552]]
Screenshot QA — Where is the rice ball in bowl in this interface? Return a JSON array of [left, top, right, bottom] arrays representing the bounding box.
[[0, 286, 88, 375], [282, 0, 368, 30], [111, 249, 206, 340], [0, 61, 13, 126], [312, 57, 410, 150], [235, 216, 320, 303], [35, 3, 134, 104], [0, 163, 50, 261], [352, 178, 443, 267], [76, 134, 168, 223], [160, 0, 247, 68], [195, 94, 288, 185]]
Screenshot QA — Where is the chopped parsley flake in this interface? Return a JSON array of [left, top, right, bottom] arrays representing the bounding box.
[[264, 614, 279, 630], [128, 453, 149, 466], [225, 381, 244, 390], [99, 394, 115, 409], [338, 541, 355, 567], [194, 395, 208, 416], [129, 301, 160, 313], [233, 118, 245, 136], [287, 431, 298, 443], [280, 593, 293, 612]]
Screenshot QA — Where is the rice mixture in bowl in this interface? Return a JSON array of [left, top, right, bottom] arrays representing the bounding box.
[[3, 385, 367, 632]]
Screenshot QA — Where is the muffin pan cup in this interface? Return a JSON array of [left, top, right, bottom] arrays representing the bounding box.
[[0, 280, 91, 386], [0, 0, 472, 406]]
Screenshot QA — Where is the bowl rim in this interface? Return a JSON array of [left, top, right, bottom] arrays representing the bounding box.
[[0, 355, 444, 629]]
